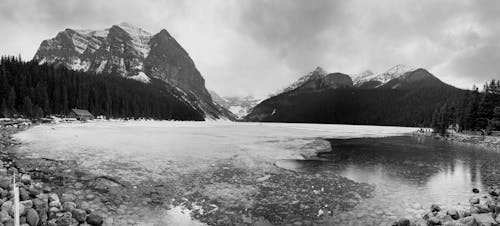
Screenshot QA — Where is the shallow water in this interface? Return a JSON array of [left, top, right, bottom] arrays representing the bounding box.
[[278, 136, 500, 225]]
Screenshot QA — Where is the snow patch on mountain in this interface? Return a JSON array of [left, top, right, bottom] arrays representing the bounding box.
[[279, 66, 327, 94], [128, 72, 151, 83], [116, 22, 152, 57], [352, 64, 417, 87]]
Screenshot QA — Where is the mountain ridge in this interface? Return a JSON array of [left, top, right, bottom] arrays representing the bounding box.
[[245, 65, 464, 126]]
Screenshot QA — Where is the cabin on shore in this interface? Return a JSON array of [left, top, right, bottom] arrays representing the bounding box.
[[68, 109, 94, 121]]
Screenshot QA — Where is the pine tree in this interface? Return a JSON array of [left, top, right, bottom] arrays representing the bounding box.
[[22, 96, 33, 118], [0, 99, 7, 117]]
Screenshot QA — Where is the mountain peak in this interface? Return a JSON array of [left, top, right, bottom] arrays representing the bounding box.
[[384, 64, 416, 76], [353, 64, 418, 87], [34, 23, 234, 120]]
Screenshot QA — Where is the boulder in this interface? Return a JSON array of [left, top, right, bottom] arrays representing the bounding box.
[[473, 188, 480, 194], [427, 216, 441, 226], [9, 202, 26, 217], [1, 201, 12, 212], [49, 201, 60, 208], [27, 188, 40, 197], [48, 193, 59, 203], [37, 207, 47, 223], [458, 209, 472, 218], [446, 209, 459, 220], [55, 212, 73, 226], [62, 202, 76, 212], [71, 208, 87, 223], [32, 198, 47, 210], [431, 204, 442, 212], [0, 190, 9, 199], [469, 197, 480, 205], [4, 219, 14, 226], [20, 174, 31, 185], [19, 188, 30, 201], [472, 204, 491, 214], [0, 179, 10, 190], [392, 218, 410, 226], [61, 193, 76, 203], [86, 213, 103, 226], [0, 210, 11, 223], [20, 200, 33, 209], [25, 208, 39, 226], [472, 213, 496, 226], [443, 216, 478, 226]]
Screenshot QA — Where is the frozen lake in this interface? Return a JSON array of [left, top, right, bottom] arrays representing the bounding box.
[[13, 121, 416, 183], [12, 121, 442, 225]]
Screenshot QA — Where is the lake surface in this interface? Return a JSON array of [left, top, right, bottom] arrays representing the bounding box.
[[12, 121, 500, 225]]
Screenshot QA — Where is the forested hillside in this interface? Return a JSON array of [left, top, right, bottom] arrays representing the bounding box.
[[0, 56, 204, 120], [431, 80, 500, 135]]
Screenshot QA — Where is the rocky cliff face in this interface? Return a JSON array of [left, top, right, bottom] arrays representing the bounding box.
[[34, 22, 232, 120]]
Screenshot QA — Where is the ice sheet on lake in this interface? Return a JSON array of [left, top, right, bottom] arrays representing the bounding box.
[[13, 121, 416, 182]]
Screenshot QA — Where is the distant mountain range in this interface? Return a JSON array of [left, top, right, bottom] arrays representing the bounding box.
[[34, 22, 233, 120], [246, 65, 464, 126], [209, 91, 260, 119]]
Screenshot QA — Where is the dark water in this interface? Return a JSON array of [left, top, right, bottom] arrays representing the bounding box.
[[276, 136, 500, 225]]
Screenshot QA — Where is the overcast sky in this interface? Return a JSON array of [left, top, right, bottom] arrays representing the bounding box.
[[1, 0, 499, 98]]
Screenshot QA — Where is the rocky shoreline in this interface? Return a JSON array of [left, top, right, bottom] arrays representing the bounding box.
[[393, 186, 500, 226], [0, 126, 105, 226], [412, 131, 500, 152]]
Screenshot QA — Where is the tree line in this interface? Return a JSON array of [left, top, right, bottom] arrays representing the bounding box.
[[431, 80, 500, 135], [0, 56, 204, 120]]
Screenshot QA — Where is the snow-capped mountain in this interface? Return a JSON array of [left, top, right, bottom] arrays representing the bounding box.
[[246, 66, 461, 125], [352, 64, 417, 87], [209, 90, 261, 119], [277, 66, 353, 95], [34, 22, 232, 120], [280, 66, 328, 93]]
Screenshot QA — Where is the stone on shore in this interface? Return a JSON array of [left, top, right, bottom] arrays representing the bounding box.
[[61, 193, 76, 203], [20, 174, 31, 185], [392, 218, 410, 226], [472, 213, 496, 225], [469, 197, 480, 205], [0, 210, 11, 223], [25, 208, 39, 226], [71, 209, 87, 223], [62, 202, 76, 212], [86, 213, 103, 226], [443, 216, 477, 226], [446, 209, 459, 220]]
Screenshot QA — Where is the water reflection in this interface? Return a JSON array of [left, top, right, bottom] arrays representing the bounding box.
[[277, 136, 500, 224]]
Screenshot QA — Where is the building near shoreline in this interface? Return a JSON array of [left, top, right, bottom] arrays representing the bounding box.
[[68, 109, 94, 121]]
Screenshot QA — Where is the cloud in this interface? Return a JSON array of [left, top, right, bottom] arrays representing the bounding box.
[[0, 0, 499, 97]]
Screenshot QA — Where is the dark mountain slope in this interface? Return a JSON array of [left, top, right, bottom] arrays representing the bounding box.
[[246, 68, 465, 127]]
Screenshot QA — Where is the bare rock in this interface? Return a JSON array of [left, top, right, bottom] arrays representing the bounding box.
[[472, 213, 496, 226], [25, 208, 39, 226], [86, 213, 103, 226]]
